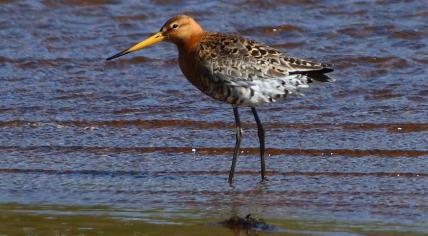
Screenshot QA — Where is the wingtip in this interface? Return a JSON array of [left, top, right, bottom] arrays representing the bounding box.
[[320, 63, 334, 73], [321, 67, 334, 74]]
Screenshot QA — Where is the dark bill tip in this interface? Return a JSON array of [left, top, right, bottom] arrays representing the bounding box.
[[106, 49, 130, 61]]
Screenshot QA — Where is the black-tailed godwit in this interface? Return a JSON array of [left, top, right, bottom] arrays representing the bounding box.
[[107, 15, 334, 184]]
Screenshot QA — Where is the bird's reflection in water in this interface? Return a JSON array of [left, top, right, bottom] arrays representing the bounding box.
[[221, 182, 276, 235]]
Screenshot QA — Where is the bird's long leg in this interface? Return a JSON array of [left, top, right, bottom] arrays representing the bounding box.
[[251, 107, 266, 181], [228, 106, 242, 185]]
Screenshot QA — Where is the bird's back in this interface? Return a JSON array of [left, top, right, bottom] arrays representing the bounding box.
[[179, 32, 334, 106]]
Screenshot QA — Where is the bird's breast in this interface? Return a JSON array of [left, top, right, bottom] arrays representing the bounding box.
[[178, 51, 210, 92]]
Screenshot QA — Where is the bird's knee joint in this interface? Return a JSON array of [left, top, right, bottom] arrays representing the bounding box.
[[238, 128, 243, 136]]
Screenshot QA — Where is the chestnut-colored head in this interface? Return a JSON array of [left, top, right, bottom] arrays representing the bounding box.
[[160, 15, 204, 45], [107, 15, 204, 60]]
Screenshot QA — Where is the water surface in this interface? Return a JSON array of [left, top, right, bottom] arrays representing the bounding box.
[[0, 0, 427, 235]]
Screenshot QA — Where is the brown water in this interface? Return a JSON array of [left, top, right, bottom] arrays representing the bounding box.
[[1, 0, 428, 235]]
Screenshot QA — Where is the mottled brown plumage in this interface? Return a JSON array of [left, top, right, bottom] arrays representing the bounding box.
[[107, 15, 334, 184], [184, 31, 333, 106]]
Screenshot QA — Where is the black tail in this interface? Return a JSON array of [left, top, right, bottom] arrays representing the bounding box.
[[290, 66, 334, 82]]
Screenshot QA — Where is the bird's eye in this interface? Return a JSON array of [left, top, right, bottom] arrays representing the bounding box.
[[172, 23, 179, 29]]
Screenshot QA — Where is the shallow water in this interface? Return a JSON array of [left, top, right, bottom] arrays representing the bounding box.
[[1, 0, 428, 235]]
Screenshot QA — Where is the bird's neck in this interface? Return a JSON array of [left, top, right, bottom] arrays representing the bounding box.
[[176, 31, 204, 55], [176, 32, 205, 92]]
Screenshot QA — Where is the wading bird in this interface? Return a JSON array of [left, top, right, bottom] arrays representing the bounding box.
[[107, 15, 333, 184]]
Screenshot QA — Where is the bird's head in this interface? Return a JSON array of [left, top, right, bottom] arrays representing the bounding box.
[[106, 15, 203, 60]]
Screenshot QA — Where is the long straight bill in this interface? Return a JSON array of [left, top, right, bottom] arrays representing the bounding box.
[[106, 32, 165, 60]]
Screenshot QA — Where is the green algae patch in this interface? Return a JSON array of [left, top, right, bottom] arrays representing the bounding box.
[[0, 204, 426, 236]]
